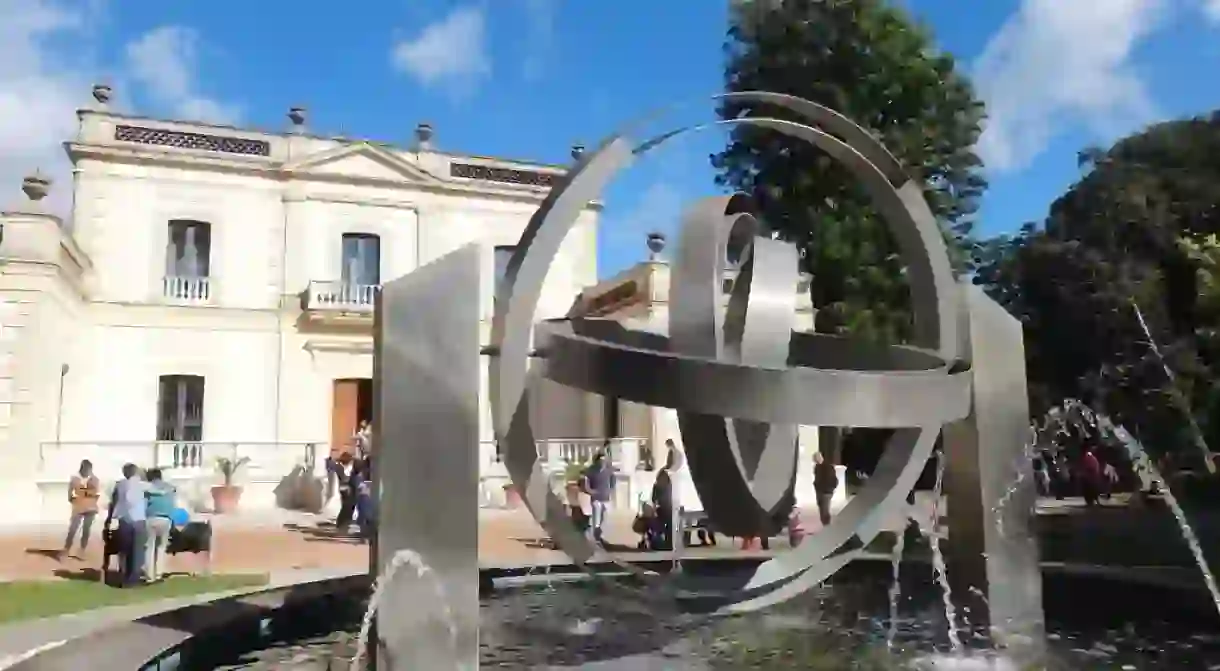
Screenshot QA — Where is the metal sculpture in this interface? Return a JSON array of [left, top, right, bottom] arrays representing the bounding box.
[[492, 92, 972, 614], [373, 92, 1045, 669]]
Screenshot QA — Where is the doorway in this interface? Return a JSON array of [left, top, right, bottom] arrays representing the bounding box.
[[331, 378, 373, 454]]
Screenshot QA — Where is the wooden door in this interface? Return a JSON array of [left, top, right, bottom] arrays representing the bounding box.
[[331, 379, 360, 455]]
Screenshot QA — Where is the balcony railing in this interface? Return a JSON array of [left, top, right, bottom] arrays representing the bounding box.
[[304, 280, 379, 313], [37, 441, 317, 483], [163, 275, 211, 303]]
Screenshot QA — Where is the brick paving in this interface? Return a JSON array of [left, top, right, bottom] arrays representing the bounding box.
[[0, 509, 672, 582], [0, 494, 1026, 582]]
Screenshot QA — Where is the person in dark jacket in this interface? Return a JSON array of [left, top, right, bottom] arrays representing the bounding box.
[[328, 452, 359, 530], [354, 456, 376, 541]]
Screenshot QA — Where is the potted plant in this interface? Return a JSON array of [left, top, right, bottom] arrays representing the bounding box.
[[212, 456, 251, 513]]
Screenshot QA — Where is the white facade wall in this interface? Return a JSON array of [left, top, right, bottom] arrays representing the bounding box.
[[0, 109, 599, 524]]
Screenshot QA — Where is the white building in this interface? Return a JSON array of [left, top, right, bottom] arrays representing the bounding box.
[[552, 245, 847, 513], [0, 86, 603, 524]]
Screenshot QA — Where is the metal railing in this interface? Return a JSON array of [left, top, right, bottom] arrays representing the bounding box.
[[304, 280, 379, 312], [37, 441, 317, 482], [163, 275, 211, 303], [482, 437, 650, 473]]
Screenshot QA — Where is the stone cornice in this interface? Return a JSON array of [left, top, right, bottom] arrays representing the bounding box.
[[66, 142, 604, 210]]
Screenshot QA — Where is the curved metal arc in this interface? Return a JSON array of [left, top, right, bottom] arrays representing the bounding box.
[[668, 195, 801, 533], [607, 112, 960, 359], [601, 90, 910, 187], [489, 91, 966, 614]]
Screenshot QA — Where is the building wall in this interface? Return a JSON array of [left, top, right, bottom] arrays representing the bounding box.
[[0, 111, 601, 524]]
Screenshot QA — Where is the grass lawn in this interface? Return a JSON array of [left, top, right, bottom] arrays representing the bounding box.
[[0, 573, 268, 624]]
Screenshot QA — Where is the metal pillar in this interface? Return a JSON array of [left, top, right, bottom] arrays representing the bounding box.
[[943, 284, 1046, 663], [371, 243, 482, 671]]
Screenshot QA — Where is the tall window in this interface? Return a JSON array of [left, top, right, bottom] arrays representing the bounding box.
[[157, 375, 205, 467], [494, 245, 516, 291], [341, 233, 381, 286], [165, 220, 211, 278]]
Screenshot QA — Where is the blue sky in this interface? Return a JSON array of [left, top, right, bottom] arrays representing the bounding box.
[[4, 0, 1220, 277]]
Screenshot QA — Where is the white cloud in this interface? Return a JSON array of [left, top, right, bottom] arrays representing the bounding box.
[[521, 0, 557, 81], [1205, 0, 1220, 21], [0, 0, 93, 214], [125, 25, 240, 125], [391, 5, 490, 96], [974, 0, 1169, 173], [0, 2, 238, 218]]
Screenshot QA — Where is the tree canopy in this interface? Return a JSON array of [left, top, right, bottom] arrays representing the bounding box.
[[714, 0, 1220, 466], [975, 113, 1220, 464], [715, 0, 987, 343]]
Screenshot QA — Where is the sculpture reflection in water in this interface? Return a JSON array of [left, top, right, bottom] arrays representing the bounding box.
[[369, 92, 1046, 669]]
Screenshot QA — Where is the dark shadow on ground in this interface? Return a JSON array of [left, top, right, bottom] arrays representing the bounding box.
[[282, 522, 367, 546], [51, 567, 105, 583], [24, 548, 62, 560]]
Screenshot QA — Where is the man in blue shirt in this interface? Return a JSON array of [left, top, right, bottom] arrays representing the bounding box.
[[581, 451, 615, 544], [105, 463, 148, 587], [143, 468, 178, 582]]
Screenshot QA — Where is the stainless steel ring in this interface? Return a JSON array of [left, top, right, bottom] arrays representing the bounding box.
[[490, 91, 965, 614]]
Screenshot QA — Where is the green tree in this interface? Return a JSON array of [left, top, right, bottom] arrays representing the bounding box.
[[715, 0, 987, 471], [975, 113, 1220, 465], [715, 0, 987, 343]]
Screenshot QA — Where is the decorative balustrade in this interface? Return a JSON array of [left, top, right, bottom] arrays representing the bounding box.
[[37, 441, 317, 482], [304, 280, 379, 312], [481, 437, 649, 473], [162, 275, 211, 303]]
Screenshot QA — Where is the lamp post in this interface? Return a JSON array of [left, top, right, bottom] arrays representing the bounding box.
[[55, 364, 69, 446]]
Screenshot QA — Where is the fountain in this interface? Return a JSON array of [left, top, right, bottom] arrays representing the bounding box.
[[8, 93, 1220, 671], [368, 92, 1043, 669]]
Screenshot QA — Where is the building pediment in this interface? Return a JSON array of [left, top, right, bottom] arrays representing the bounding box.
[[283, 142, 444, 185]]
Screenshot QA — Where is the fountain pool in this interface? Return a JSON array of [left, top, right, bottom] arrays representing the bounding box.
[[157, 560, 1218, 670]]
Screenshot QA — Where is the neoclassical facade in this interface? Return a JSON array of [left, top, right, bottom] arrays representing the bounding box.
[[0, 86, 600, 524], [563, 246, 845, 512]]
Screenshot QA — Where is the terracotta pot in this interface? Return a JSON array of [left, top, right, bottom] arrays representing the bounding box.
[[502, 483, 522, 509], [211, 485, 244, 514]]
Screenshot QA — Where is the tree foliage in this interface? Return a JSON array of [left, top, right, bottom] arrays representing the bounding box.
[[714, 0, 987, 343], [975, 113, 1220, 463]]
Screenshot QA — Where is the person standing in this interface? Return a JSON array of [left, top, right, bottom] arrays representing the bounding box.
[[105, 463, 148, 587], [1101, 460, 1120, 500], [329, 452, 358, 530], [1079, 448, 1103, 507], [143, 469, 177, 582], [1034, 458, 1052, 497], [581, 451, 615, 544], [61, 459, 100, 559], [650, 441, 677, 551], [813, 451, 839, 527], [354, 420, 373, 460], [354, 455, 376, 541]]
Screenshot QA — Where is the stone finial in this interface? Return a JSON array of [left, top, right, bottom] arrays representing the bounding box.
[[288, 106, 307, 128], [91, 83, 112, 108], [571, 144, 585, 161], [22, 171, 50, 202], [646, 231, 666, 260], [414, 122, 435, 150]]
